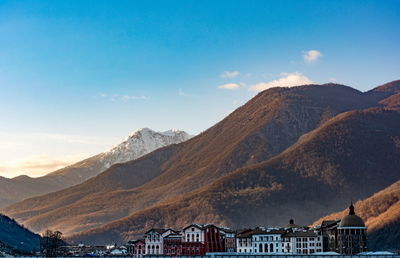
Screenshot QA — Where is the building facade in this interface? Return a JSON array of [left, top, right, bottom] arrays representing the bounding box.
[[281, 230, 323, 254], [163, 233, 183, 256], [252, 228, 285, 254], [220, 228, 236, 252], [337, 204, 368, 254], [127, 239, 145, 258], [236, 229, 253, 253], [182, 224, 206, 255]]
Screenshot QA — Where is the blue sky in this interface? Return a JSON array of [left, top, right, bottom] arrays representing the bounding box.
[[0, 0, 399, 177]]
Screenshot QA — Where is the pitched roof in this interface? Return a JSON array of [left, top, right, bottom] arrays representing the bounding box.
[[183, 224, 205, 230], [282, 230, 318, 238], [145, 228, 169, 234], [237, 229, 254, 238]]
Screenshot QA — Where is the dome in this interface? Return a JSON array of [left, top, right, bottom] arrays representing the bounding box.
[[339, 204, 365, 227]]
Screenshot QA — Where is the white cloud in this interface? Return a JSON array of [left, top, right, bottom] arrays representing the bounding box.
[[218, 83, 241, 90], [0, 131, 119, 178], [303, 50, 322, 63], [0, 154, 89, 178], [98, 93, 147, 102], [249, 72, 315, 92], [121, 95, 147, 101], [178, 88, 189, 97], [220, 70, 240, 79]]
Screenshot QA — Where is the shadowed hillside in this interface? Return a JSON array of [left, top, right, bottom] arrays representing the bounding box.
[[0, 213, 40, 253], [68, 108, 400, 244]]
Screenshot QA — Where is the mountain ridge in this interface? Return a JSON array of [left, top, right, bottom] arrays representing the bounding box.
[[4, 82, 397, 237], [0, 128, 191, 208], [67, 108, 400, 244]]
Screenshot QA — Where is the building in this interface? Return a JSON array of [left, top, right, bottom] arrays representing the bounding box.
[[182, 224, 206, 255], [251, 228, 285, 254], [220, 228, 236, 252], [281, 230, 323, 254], [204, 224, 225, 253], [181, 224, 227, 255], [316, 204, 368, 255], [315, 220, 340, 252], [236, 229, 253, 253], [145, 228, 179, 255], [163, 233, 183, 256], [337, 204, 368, 254], [127, 239, 145, 258]]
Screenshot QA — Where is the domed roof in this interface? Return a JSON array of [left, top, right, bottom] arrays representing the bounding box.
[[339, 204, 365, 227]]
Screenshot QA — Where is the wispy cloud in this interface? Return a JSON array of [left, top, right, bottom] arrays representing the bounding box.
[[178, 88, 197, 97], [249, 72, 315, 92], [303, 50, 322, 63], [218, 83, 241, 90], [0, 131, 120, 178], [0, 154, 89, 178], [220, 70, 240, 79], [98, 93, 148, 102]]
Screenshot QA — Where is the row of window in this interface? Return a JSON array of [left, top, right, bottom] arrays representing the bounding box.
[[186, 233, 200, 242], [295, 248, 322, 254], [253, 236, 280, 241], [296, 237, 316, 242]]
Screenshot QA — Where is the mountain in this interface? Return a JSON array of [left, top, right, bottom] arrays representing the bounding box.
[[0, 213, 40, 254], [312, 180, 400, 251], [0, 128, 191, 208], [2, 83, 389, 233], [67, 108, 400, 244]]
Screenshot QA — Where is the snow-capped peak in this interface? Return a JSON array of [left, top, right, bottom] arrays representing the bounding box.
[[99, 128, 192, 169]]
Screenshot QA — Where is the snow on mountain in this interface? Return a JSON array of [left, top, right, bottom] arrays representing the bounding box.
[[0, 128, 192, 208], [99, 128, 192, 169]]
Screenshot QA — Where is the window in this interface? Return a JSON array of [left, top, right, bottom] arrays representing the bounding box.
[[270, 243, 273, 253], [264, 243, 268, 253], [259, 243, 263, 253], [192, 228, 195, 231]]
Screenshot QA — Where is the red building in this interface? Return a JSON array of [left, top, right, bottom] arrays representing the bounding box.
[[182, 242, 205, 256], [181, 224, 227, 255], [127, 239, 145, 258], [204, 225, 225, 253], [163, 233, 183, 256]]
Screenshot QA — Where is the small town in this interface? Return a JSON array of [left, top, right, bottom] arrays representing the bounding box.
[[54, 204, 384, 257]]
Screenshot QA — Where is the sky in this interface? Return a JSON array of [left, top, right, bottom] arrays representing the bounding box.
[[0, 0, 399, 178]]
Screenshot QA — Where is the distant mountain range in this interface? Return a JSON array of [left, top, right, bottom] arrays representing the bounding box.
[[0, 129, 191, 208], [2, 80, 400, 250]]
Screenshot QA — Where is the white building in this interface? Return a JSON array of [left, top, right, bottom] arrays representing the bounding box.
[[182, 224, 205, 243], [236, 229, 253, 253], [252, 228, 285, 254], [281, 230, 323, 254], [144, 228, 178, 255]]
